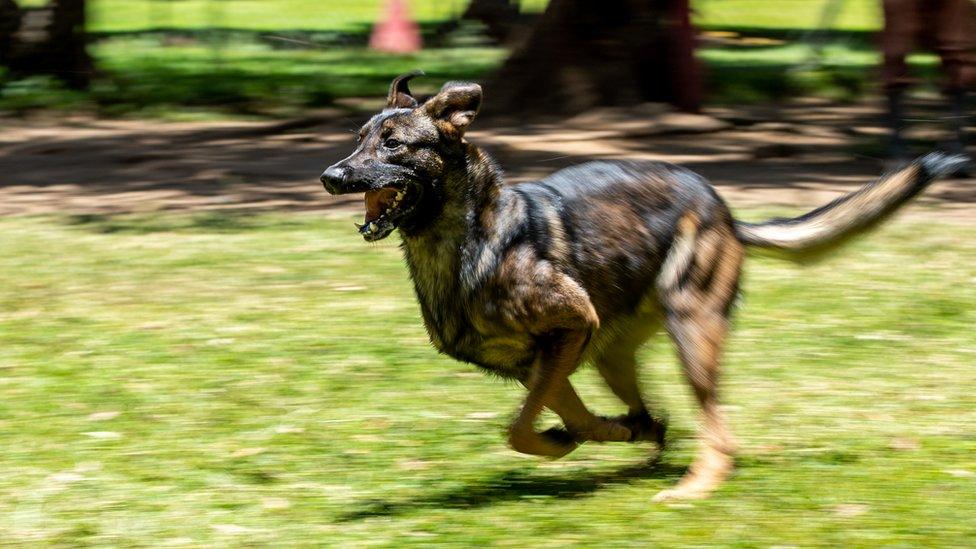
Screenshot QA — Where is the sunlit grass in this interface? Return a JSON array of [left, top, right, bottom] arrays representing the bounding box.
[[2, 36, 922, 115], [694, 0, 881, 31], [0, 210, 974, 544], [17, 0, 880, 32], [18, 0, 535, 32], [0, 42, 507, 117], [2, 0, 911, 114]]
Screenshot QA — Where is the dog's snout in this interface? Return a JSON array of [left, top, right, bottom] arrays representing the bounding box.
[[320, 165, 349, 194]]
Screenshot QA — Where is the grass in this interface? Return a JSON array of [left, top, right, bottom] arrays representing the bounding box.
[[0, 209, 974, 545], [94, 42, 505, 118], [15, 0, 872, 33], [694, 0, 881, 31], [3, 0, 942, 116], [17, 0, 552, 32]]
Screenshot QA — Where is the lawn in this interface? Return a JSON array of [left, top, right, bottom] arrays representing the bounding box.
[[3, 0, 944, 116], [0, 210, 974, 545], [14, 0, 876, 33]]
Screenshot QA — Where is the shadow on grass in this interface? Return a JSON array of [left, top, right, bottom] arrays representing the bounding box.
[[336, 457, 685, 522]]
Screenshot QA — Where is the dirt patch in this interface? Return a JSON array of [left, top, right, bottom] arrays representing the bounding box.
[[1, 99, 972, 219]]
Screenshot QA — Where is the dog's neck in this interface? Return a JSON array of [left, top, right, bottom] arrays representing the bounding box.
[[400, 142, 504, 246], [399, 143, 503, 307]]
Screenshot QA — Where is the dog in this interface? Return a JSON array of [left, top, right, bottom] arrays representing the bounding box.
[[320, 72, 964, 501]]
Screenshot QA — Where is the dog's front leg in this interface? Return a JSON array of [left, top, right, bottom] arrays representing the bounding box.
[[522, 378, 633, 444], [507, 329, 589, 458]]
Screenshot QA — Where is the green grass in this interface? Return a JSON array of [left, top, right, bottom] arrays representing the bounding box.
[[4, 0, 934, 115], [15, 0, 873, 33], [694, 0, 881, 31], [16, 0, 545, 32], [83, 0, 464, 33], [0, 210, 974, 545], [90, 42, 504, 117]]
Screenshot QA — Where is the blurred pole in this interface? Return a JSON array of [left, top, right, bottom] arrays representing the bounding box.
[[207, 0, 224, 69], [795, 0, 844, 71]]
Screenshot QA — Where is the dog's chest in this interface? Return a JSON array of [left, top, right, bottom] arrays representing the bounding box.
[[404, 238, 536, 377], [428, 311, 536, 378]]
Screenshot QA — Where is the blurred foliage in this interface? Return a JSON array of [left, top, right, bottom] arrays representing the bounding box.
[[0, 210, 974, 544], [0, 0, 935, 117], [0, 0, 941, 116]]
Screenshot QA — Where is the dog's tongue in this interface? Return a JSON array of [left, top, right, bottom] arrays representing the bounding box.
[[364, 188, 398, 222]]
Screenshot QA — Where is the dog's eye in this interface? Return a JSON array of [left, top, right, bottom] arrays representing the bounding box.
[[383, 138, 402, 150]]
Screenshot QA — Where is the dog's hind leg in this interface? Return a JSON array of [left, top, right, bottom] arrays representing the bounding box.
[[654, 308, 736, 501], [652, 215, 743, 501], [594, 327, 667, 446]]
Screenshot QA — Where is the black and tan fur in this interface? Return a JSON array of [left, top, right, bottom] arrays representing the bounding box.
[[320, 73, 965, 501]]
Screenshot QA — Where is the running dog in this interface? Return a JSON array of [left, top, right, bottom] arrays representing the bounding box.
[[320, 72, 964, 501]]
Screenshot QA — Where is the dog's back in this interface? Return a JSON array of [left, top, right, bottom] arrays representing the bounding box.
[[511, 160, 737, 325]]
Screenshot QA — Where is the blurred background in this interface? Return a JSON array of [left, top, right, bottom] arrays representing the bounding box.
[[0, 0, 974, 545], [0, 0, 949, 116]]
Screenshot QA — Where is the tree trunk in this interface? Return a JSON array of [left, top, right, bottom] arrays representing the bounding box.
[[0, 0, 24, 68], [486, 0, 701, 116], [47, 0, 92, 89], [0, 0, 92, 89], [462, 0, 519, 43]]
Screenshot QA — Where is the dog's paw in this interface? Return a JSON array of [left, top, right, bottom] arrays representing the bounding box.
[[509, 427, 579, 459], [609, 410, 667, 446], [540, 426, 577, 446], [653, 446, 732, 502], [570, 421, 632, 443], [651, 486, 712, 502], [538, 427, 581, 458]]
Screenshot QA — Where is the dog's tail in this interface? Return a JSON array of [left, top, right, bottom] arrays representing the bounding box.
[[733, 153, 965, 261]]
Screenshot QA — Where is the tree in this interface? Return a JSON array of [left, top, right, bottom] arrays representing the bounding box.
[[486, 0, 700, 116], [0, 0, 92, 89], [0, 0, 25, 67], [461, 0, 520, 43]]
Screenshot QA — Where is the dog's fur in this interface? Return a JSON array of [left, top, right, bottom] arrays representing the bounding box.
[[320, 73, 965, 501]]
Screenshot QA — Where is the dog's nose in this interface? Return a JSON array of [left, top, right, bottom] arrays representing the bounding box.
[[320, 165, 348, 194]]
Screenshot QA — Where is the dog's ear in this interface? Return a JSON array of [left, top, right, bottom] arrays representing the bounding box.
[[386, 70, 424, 109], [424, 81, 482, 138]]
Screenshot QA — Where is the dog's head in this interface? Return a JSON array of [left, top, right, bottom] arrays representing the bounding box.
[[321, 71, 482, 241]]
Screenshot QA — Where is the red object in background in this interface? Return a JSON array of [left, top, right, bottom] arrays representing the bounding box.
[[668, 0, 701, 113], [369, 0, 422, 54]]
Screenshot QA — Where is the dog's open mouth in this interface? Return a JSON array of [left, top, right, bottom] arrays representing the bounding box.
[[356, 186, 411, 241]]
